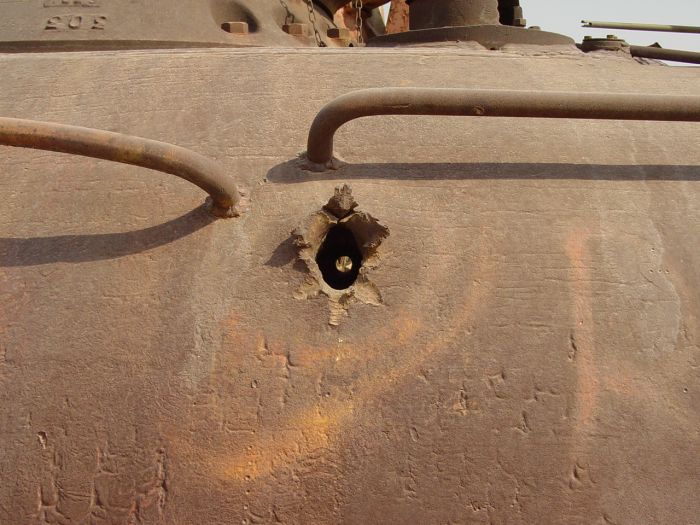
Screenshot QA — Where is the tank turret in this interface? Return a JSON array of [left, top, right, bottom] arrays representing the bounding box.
[[1, 1, 699, 523], [371, 0, 572, 46], [0, 0, 390, 51]]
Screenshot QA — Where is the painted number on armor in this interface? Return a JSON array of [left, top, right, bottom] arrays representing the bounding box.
[[44, 15, 107, 30]]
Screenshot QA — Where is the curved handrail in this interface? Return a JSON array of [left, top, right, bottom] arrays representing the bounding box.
[[0, 117, 241, 217], [305, 88, 700, 167]]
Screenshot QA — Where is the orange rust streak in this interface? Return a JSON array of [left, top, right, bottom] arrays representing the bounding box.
[[213, 230, 495, 482], [565, 229, 599, 429], [386, 0, 409, 34], [217, 312, 421, 481]]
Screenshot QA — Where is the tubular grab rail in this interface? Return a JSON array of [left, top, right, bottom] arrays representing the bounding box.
[[305, 88, 700, 167], [0, 118, 241, 217]]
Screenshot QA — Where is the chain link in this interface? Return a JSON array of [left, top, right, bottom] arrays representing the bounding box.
[[278, 0, 295, 25], [285, 0, 364, 48], [303, 0, 327, 47], [354, 0, 364, 45]]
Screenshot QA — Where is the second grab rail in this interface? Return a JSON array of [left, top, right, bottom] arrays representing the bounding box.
[[305, 88, 700, 167]]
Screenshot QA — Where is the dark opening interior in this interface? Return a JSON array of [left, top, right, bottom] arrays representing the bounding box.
[[316, 224, 363, 290], [498, 0, 518, 26]]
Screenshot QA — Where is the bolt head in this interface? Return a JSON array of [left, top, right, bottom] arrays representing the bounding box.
[[335, 256, 353, 274], [327, 27, 351, 39], [284, 23, 308, 36], [222, 21, 249, 34]]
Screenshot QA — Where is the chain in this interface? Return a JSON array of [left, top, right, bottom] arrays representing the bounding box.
[[354, 0, 364, 45], [303, 0, 327, 47], [278, 0, 295, 25]]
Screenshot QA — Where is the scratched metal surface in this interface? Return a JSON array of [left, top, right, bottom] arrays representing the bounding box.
[[0, 47, 698, 524]]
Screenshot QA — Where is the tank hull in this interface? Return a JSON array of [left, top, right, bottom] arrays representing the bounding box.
[[0, 47, 699, 523]]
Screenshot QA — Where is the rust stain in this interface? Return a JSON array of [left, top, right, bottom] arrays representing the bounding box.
[[0, 270, 8, 372], [565, 229, 599, 429], [214, 312, 417, 481], [203, 229, 495, 483], [386, 0, 409, 34], [222, 405, 347, 481]]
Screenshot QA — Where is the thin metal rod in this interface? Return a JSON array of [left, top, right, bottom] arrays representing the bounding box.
[[582, 20, 700, 34], [0, 117, 241, 217], [306, 88, 700, 166], [630, 45, 700, 65]]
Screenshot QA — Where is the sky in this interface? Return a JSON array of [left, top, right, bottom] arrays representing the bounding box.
[[381, 0, 700, 53], [525, 0, 700, 53]]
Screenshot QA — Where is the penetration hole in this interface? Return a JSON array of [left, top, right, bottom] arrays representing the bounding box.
[[316, 224, 362, 290]]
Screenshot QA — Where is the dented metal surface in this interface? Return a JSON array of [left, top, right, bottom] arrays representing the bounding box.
[[0, 1, 699, 524]]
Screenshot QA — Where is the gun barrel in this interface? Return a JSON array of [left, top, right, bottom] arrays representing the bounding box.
[[582, 20, 700, 34], [630, 45, 700, 65]]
